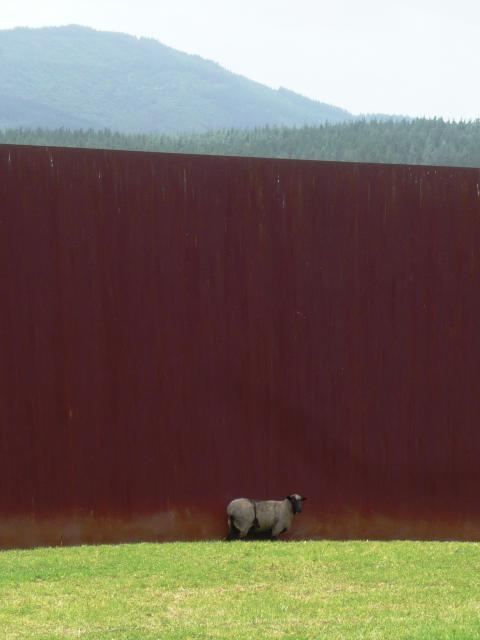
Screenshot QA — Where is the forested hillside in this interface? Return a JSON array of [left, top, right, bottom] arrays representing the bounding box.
[[1, 118, 479, 168], [0, 25, 354, 133]]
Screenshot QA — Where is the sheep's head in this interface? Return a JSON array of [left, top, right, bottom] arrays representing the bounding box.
[[287, 494, 307, 514]]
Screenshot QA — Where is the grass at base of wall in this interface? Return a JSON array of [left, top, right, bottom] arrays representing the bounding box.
[[0, 540, 479, 639]]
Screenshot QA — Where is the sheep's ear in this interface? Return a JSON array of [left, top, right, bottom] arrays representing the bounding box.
[[286, 495, 292, 501], [302, 497, 308, 501]]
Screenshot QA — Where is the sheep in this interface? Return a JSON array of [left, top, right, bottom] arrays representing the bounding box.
[[226, 494, 307, 540]]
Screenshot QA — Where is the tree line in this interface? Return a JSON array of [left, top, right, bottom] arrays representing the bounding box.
[[1, 118, 479, 168]]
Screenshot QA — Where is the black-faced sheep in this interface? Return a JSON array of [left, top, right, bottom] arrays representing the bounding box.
[[226, 494, 306, 540]]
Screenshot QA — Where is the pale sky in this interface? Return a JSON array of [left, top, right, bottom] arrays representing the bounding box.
[[2, 0, 480, 120]]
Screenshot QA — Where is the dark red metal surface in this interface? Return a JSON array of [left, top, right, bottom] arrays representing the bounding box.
[[1, 144, 480, 547]]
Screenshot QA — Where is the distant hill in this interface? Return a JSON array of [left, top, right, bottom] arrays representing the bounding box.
[[0, 25, 357, 133]]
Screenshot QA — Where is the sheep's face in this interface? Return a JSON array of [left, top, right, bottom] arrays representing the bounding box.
[[288, 494, 304, 514]]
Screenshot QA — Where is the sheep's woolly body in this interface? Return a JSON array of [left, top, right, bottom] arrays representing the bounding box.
[[226, 494, 305, 540]]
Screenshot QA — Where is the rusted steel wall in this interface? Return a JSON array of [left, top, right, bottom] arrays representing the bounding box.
[[1, 143, 480, 548]]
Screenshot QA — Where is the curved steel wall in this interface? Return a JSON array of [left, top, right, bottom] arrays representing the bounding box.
[[1, 144, 480, 547]]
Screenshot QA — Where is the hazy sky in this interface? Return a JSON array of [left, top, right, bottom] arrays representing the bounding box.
[[2, 0, 479, 120]]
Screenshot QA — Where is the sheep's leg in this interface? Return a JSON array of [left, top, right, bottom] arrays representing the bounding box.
[[226, 526, 239, 541], [226, 517, 240, 541], [237, 526, 251, 539], [228, 516, 252, 540], [271, 523, 288, 540], [238, 508, 258, 539]]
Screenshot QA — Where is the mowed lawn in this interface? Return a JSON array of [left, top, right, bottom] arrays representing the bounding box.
[[0, 541, 479, 639]]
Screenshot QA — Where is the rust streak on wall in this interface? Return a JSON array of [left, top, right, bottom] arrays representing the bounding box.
[[1, 144, 480, 547]]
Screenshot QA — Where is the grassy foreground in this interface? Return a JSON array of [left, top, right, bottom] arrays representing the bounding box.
[[0, 541, 479, 639]]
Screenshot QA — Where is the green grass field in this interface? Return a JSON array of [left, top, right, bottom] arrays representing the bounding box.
[[0, 541, 479, 639]]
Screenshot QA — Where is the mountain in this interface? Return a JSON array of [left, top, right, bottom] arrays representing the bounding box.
[[0, 25, 356, 134]]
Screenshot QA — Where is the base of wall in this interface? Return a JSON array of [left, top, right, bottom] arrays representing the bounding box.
[[1, 510, 479, 549]]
